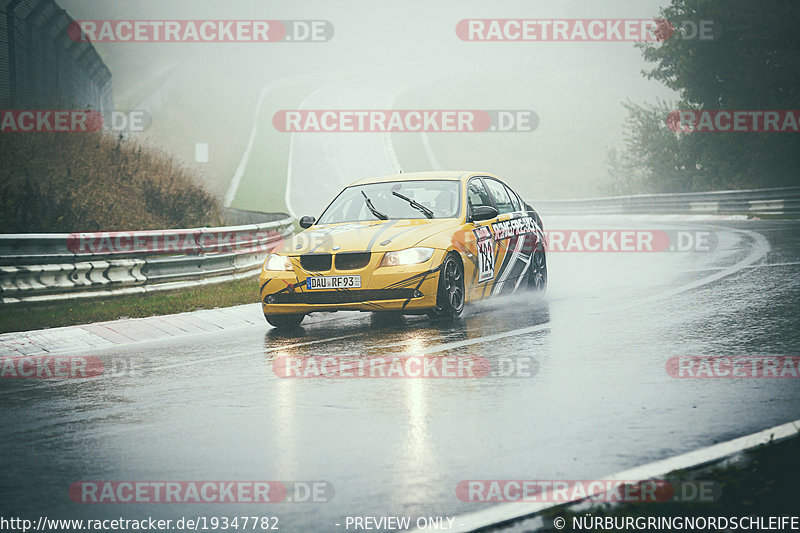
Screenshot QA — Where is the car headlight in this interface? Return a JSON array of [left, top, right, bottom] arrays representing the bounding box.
[[380, 247, 435, 267], [264, 253, 293, 271]]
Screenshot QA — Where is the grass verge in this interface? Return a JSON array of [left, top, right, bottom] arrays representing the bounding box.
[[1, 132, 221, 232], [0, 276, 262, 334]]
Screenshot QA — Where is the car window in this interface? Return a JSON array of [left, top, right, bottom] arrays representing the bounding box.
[[317, 180, 461, 224], [467, 178, 493, 216], [504, 184, 521, 212], [484, 178, 514, 214]]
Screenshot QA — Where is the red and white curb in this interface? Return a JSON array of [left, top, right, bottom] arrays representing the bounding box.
[[410, 418, 800, 532], [0, 303, 265, 357]]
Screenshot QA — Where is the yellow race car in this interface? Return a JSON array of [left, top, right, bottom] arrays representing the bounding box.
[[259, 171, 546, 328]]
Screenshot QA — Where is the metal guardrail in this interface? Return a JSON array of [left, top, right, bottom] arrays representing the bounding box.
[[2, 187, 797, 304], [0, 217, 294, 304], [534, 186, 800, 217]]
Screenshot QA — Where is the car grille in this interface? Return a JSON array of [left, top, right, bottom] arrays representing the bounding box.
[[270, 289, 417, 305], [334, 252, 371, 270], [300, 254, 331, 272]]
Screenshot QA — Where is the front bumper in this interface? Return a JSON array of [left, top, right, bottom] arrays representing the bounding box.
[[259, 250, 444, 315]]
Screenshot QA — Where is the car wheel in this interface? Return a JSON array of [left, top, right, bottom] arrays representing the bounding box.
[[264, 313, 305, 329], [429, 253, 465, 319], [527, 246, 547, 292]]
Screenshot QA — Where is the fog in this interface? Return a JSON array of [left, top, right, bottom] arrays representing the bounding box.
[[59, 0, 677, 207]]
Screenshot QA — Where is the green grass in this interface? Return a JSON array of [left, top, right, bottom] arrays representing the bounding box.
[[0, 276, 263, 334]]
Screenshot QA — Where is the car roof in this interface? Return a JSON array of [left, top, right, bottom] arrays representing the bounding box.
[[349, 171, 497, 186]]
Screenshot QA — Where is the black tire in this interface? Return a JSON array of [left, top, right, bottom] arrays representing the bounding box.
[[527, 246, 547, 293], [264, 313, 305, 329], [428, 253, 465, 319]]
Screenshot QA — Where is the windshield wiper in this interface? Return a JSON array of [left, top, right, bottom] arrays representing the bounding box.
[[361, 191, 389, 220], [392, 191, 434, 219]]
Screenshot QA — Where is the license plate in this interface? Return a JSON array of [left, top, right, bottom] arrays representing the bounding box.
[[306, 275, 361, 290]]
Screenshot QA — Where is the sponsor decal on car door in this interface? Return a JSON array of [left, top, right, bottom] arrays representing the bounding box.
[[472, 224, 495, 283], [489, 214, 539, 293]]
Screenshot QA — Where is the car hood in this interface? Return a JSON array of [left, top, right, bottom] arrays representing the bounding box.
[[279, 219, 461, 255]]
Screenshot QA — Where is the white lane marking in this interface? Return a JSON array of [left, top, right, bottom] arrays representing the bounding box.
[[405, 226, 769, 356], [409, 77, 445, 170], [225, 72, 331, 209], [413, 322, 551, 357], [420, 128, 443, 170], [284, 82, 335, 219], [285, 122, 298, 218], [224, 83, 271, 207], [285, 77, 368, 218], [611, 225, 768, 312], [540, 213, 749, 222], [380, 75, 447, 172], [284, 70, 449, 215], [384, 87, 405, 173], [411, 418, 800, 532], [680, 260, 800, 273]]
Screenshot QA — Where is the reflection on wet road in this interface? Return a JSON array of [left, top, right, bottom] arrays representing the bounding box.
[[1, 217, 799, 531]]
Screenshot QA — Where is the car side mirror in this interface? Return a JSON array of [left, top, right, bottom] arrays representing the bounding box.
[[471, 205, 498, 222], [299, 216, 315, 229]]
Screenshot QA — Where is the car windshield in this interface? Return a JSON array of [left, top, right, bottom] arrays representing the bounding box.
[[317, 180, 461, 224]]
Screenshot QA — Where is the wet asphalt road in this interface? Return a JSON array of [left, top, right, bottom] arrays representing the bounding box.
[[1, 216, 799, 532]]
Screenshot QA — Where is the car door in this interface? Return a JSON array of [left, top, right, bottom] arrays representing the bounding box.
[[463, 177, 500, 300], [482, 177, 537, 294]]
